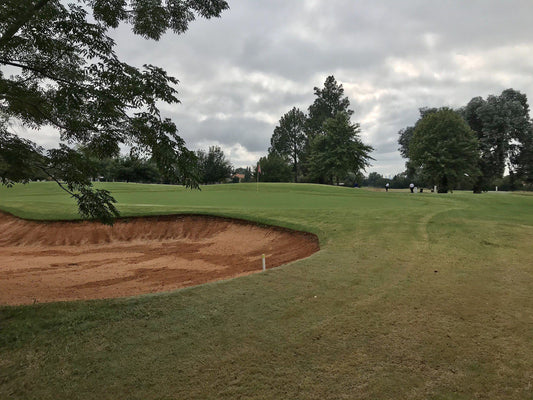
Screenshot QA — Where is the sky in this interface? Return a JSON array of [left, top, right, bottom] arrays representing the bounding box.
[[18, 0, 533, 176]]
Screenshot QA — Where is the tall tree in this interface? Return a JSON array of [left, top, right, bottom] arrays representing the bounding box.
[[196, 146, 232, 184], [0, 0, 229, 223], [514, 127, 533, 186], [463, 89, 532, 192], [409, 108, 479, 193], [307, 112, 373, 185], [306, 75, 353, 139], [269, 107, 306, 182]]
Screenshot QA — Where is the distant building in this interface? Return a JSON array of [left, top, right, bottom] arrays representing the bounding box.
[[232, 173, 245, 183]]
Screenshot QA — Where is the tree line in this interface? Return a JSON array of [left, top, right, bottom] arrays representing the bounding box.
[[59, 146, 234, 185], [398, 89, 533, 192]]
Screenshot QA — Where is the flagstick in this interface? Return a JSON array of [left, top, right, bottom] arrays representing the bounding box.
[[256, 164, 260, 192]]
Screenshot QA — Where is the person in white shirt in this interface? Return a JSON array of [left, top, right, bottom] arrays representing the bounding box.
[[409, 183, 414, 193]]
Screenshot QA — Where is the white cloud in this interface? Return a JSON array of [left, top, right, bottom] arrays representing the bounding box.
[[387, 58, 421, 79]]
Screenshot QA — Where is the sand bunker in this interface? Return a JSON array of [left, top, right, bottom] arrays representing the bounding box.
[[0, 212, 319, 305]]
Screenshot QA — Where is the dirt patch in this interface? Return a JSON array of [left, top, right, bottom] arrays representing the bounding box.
[[0, 212, 319, 305]]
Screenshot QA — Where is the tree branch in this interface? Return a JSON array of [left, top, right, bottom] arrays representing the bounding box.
[[0, 0, 52, 48], [0, 93, 73, 132], [34, 164, 76, 197], [0, 58, 74, 85]]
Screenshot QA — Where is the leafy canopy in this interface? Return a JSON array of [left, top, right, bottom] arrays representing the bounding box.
[[409, 108, 480, 192], [257, 153, 292, 183], [463, 89, 531, 190], [269, 107, 307, 182], [306, 75, 353, 139], [307, 112, 374, 185], [196, 146, 233, 184], [267, 75, 374, 185], [0, 0, 229, 223], [399, 90, 533, 191]]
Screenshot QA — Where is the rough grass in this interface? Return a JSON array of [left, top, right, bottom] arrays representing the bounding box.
[[1, 182, 532, 399]]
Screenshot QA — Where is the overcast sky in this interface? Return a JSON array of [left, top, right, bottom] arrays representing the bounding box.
[[20, 0, 533, 176]]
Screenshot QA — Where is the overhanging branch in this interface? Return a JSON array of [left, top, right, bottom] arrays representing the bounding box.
[[0, 59, 74, 85], [0, 0, 52, 48]]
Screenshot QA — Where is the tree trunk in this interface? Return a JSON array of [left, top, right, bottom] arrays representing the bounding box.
[[473, 176, 483, 193], [438, 175, 449, 193]]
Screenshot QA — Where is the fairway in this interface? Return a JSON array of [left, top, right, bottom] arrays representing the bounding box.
[[1, 182, 533, 399]]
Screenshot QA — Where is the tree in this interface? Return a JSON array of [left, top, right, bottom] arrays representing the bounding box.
[[0, 0, 229, 223], [397, 126, 415, 159], [111, 156, 161, 183], [397, 108, 438, 160], [307, 112, 373, 185], [196, 146, 232, 184], [364, 172, 388, 188], [401, 93, 533, 192], [514, 127, 533, 187], [306, 75, 353, 139], [390, 171, 410, 189], [257, 153, 291, 182], [270, 107, 306, 182], [343, 171, 364, 187], [409, 108, 480, 193], [463, 89, 532, 192]]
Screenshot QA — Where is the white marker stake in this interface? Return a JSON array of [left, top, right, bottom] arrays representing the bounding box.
[[262, 254, 266, 271]]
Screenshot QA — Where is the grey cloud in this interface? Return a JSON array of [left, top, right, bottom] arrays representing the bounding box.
[[175, 114, 272, 154]]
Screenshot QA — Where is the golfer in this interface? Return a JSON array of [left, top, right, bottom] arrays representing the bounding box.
[[409, 183, 414, 193]]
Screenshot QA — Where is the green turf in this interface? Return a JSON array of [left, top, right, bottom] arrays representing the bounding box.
[[1, 182, 533, 399]]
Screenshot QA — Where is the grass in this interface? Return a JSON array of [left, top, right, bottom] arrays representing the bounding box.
[[1, 182, 533, 399]]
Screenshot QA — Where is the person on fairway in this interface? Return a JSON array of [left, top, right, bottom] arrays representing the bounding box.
[[409, 183, 414, 193], [385, 183, 389, 192]]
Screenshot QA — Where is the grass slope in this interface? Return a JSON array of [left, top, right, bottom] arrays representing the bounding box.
[[1, 182, 532, 399]]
